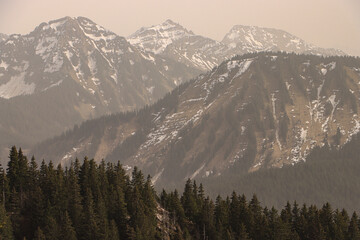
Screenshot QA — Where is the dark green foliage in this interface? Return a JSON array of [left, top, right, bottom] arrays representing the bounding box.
[[2, 146, 360, 240], [33, 227, 46, 240], [1, 147, 159, 240], [0, 202, 14, 239], [158, 179, 360, 240], [61, 211, 77, 240]]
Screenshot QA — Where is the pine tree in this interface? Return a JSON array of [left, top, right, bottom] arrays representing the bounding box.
[[319, 202, 334, 239], [200, 196, 215, 240], [44, 216, 60, 240], [98, 160, 109, 200], [181, 179, 198, 222], [142, 175, 157, 238], [108, 219, 120, 240], [230, 191, 240, 235], [347, 212, 360, 240], [67, 164, 83, 233], [79, 157, 90, 198], [28, 156, 38, 190], [109, 184, 127, 239], [334, 209, 350, 240], [95, 194, 109, 240], [128, 185, 146, 239], [17, 148, 29, 207], [33, 227, 46, 240], [0, 203, 14, 240], [7, 146, 19, 192], [249, 194, 263, 240], [238, 223, 250, 240], [26, 185, 45, 237], [0, 163, 8, 207], [53, 164, 67, 216], [214, 195, 230, 239], [80, 188, 100, 240], [169, 189, 186, 227], [306, 205, 325, 240], [61, 211, 77, 240], [280, 202, 292, 225], [291, 201, 301, 235]]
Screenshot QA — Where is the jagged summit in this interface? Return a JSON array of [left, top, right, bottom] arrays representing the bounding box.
[[31, 16, 120, 41], [128, 19, 194, 54]]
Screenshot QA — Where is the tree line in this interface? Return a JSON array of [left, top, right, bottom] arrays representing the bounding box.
[[1, 146, 360, 239]]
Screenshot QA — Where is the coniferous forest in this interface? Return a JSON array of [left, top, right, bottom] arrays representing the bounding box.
[[1, 147, 360, 240]]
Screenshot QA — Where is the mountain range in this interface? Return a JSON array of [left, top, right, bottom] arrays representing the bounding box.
[[128, 20, 345, 71], [0, 17, 201, 160], [0, 17, 347, 163], [31, 52, 360, 191]]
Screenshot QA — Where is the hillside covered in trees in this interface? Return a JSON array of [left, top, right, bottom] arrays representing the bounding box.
[[202, 132, 360, 213], [1, 147, 360, 239]]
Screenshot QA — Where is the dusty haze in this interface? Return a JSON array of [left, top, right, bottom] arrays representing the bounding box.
[[0, 0, 359, 56]]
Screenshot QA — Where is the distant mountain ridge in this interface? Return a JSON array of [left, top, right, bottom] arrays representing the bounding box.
[[0, 17, 348, 162], [128, 21, 346, 71], [222, 25, 345, 56]]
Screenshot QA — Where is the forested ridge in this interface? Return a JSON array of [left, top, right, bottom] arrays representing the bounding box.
[[202, 132, 360, 212], [0, 147, 360, 239]]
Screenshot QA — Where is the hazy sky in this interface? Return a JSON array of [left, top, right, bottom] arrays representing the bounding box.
[[0, 0, 359, 56]]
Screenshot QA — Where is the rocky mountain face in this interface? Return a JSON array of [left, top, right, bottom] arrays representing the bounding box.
[[128, 21, 346, 72], [31, 53, 360, 189], [0, 17, 200, 157]]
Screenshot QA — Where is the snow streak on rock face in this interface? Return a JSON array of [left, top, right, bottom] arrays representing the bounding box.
[[0, 61, 35, 99]]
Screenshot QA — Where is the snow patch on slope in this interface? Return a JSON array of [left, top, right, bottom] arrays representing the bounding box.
[[0, 72, 35, 99]]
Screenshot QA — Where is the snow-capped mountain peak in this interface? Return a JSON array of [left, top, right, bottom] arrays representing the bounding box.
[[222, 25, 310, 52], [0, 16, 129, 99], [128, 19, 194, 54], [221, 25, 345, 56], [0, 16, 198, 100]]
